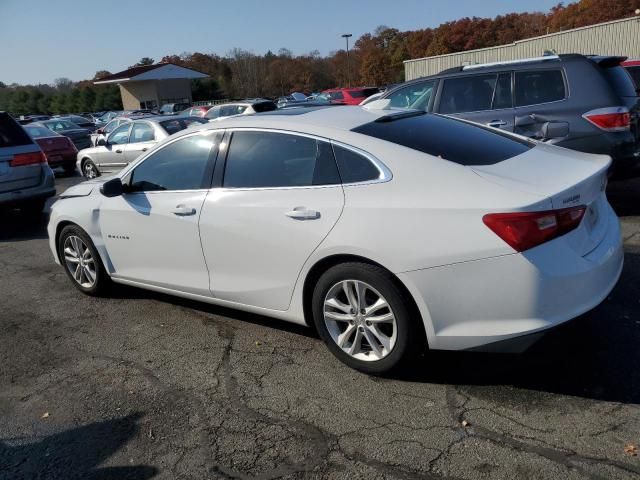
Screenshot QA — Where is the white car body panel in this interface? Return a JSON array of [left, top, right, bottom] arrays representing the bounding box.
[[48, 107, 624, 352], [199, 185, 345, 310]]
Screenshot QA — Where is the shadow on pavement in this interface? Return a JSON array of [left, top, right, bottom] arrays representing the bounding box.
[[0, 209, 50, 242], [608, 177, 640, 217], [0, 413, 158, 480]]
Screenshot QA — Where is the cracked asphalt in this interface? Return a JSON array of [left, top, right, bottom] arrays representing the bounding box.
[[1, 173, 640, 479]]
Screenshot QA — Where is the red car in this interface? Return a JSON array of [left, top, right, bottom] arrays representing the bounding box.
[[622, 60, 640, 89], [24, 125, 78, 175], [322, 87, 380, 105]]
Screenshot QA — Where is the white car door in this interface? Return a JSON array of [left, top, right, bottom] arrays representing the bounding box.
[[98, 123, 131, 173], [99, 131, 221, 296], [198, 130, 345, 311], [124, 121, 158, 164]]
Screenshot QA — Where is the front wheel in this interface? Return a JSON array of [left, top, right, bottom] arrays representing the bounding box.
[[58, 225, 110, 295], [82, 159, 99, 179], [312, 262, 424, 374]]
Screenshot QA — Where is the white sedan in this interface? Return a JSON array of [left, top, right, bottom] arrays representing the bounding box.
[[47, 105, 623, 373]]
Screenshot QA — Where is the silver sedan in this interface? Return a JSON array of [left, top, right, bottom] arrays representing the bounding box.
[[76, 116, 207, 178]]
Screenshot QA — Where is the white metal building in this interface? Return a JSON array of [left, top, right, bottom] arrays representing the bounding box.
[[404, 16, 640, 81]]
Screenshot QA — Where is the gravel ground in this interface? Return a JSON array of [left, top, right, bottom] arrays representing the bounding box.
[[1, 173, 640, 479]]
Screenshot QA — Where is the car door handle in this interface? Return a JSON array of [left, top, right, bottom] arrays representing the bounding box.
[[141, 148, 148, 152], [172, 205, 197, 216], [285, 207, 320, 220], [115, 149, 123, 153], [487, 120, 507, 128]]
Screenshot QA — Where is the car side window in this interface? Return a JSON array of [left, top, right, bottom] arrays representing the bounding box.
[[387, 80, 436, 110], [130, 122, 155, 143], [439, 74, 497, 114], [108, 124, 131, 145], [493, 72, 513, 109], [223, 131, 340, 188], [206, 107, 220, 119], [332, 145, 381, 183], [128, 134, 216, 192], [515, 70, 566, 107], [104, 120, 119, 134]]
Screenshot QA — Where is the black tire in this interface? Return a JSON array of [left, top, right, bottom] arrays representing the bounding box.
[[82, 159, 99, 179], [312, 262, 424, 374], [58, 224, 111, 296], [63, 163, 77, 176], [20, 199, 46, 216]]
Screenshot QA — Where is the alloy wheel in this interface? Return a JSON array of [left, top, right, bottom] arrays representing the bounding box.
[[323, 280, 397, 361], [83, 161, 97, 179], [63, 235, 97, 288]]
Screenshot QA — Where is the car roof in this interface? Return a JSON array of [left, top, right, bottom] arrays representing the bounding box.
[[191, 105, 411, 134]]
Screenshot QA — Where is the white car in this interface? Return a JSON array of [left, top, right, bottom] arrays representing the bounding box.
[[204, 100, 277, 122], [47, 106, 623, 373]]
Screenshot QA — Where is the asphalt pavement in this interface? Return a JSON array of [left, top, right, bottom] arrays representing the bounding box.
[[1, 173, 640, 479]]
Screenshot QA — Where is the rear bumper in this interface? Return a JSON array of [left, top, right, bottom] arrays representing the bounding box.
[[398, 204, 623, 351], [47, 153, 77, 168], [0, 167, 55, 206]]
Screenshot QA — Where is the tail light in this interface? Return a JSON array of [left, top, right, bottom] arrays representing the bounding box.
[[583, 107, 630, 132], [483, 206, 586, 252], [10, 151, 47, 167]]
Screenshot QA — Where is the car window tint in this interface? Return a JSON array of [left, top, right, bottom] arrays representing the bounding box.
[[328, 91, 344, 100], [352, 113, 532, 166], [332, 145, 380, 183], [205, 107, 220, 119], [602, 66, 637, 97], [387, 80, 436, 110], [224, 131, 332, 188], [129, 134, 215, 192], [626, 66, 640, 88], [439, 74, 497, 114], [104, 120, 119, 133], [0, 113, 33, 147], [515, 70, 565, 107], [493, 73, 512, 109], [131, 122, 155, 143], [108, 124, 130, 145], [252, 101, 277, 113]]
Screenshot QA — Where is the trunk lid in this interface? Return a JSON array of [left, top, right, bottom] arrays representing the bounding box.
[[471, 143, 611, 256]]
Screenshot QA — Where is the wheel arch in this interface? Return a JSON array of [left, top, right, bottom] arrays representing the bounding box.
[[301, 254, 426, 345]]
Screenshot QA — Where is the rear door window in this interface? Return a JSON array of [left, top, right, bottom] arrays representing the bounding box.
[[130, 122, 155, 143], [223, 131, 340, 188], [387, 80, 436, 110], [514, 70, 566, 107], [439, 74, 497, 114], [493, 72, 513, 109]]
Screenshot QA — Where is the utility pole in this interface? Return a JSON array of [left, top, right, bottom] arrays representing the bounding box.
[[341, 33, 353, 87]]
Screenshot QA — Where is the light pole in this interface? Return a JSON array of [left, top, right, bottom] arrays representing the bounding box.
[[341, 33, 353, 87]]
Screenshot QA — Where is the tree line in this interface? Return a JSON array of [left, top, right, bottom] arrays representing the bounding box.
[[1, 0, 637, 115]]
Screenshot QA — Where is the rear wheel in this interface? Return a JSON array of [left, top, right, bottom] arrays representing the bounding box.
[[58, 225, 110, 295], [82, 159, 99, 179], [312, 262, 423, 374]]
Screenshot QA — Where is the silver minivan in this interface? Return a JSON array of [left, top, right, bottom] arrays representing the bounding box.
[[0, 112, 55, 214]]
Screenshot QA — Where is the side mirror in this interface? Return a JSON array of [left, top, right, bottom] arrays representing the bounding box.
[[541, 121, 569, 139], [100, 177, 123, 197], [96, 128, 104, 134], [97, 138, 107, 146]]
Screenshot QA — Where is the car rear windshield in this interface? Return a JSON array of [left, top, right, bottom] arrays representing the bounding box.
[[603, 66, 638, 97], [0, 113, 33, 148], [25, 126, 56, 138], [253, 101, 277, 113], [349, 88, 379, 98], [352, 113, 532, 166], [160, 118, 206, 135]]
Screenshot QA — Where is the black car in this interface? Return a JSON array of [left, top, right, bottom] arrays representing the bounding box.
[[56, 115, 97, 132], [381, 54, 640, 177], [35, 119, 92, 150]]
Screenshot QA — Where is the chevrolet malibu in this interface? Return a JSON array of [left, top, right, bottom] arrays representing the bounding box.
[[47, 105, 623, 373]]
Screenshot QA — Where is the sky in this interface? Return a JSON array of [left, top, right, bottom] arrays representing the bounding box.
[[0, 0, 561, 85]]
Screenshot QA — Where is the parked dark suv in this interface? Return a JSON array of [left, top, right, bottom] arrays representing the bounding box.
[[0, 112, 55, 214], [381, 54, 640, 177]]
